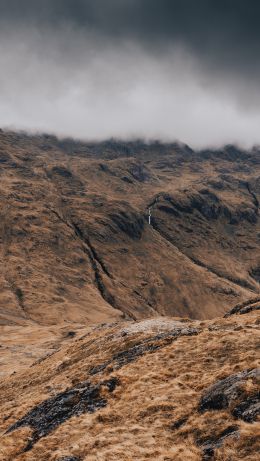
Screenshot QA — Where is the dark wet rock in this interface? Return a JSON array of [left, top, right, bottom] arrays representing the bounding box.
[[121, 176, 134, 183], [89, 363, 108, 375], [189, 192, 222, 220], [223, 145, 249, 161], [52, 166, 73, 178], [233, 394, 260, 423], [106, 377, 119, 392], [90, 326, 200, 375], [112, 340, 161, 367], [198, 425, 240, 460], [109, 210, 145, 240], [199, 369, 260, 422], [65, 331, 76, 339], [95, 140, 133, 158], [149, 193, 192, 215], [128, 163, 151, 182], [250, 266, 260, 283], [238, 208, 258, 224], [207, 180, 226, 190], [89, 340, 161, 376], [157, 205, 180, 216], [154, 189, 233, 222], [162, 194, 193, 213], [0, 151, 11, 163], [246, 182, 259, 214], [57, 457, 80, 461], [231, 303, 260, 316], [155, 186, 258, 225], [199, 189, 220, 202], [99, 163, 110, 172], [199, 145, 249, 162], [170, 416, 188, 430], [7, 377, 120, 451], [202, 445, 214, 460], [224, 298, 260, 317]]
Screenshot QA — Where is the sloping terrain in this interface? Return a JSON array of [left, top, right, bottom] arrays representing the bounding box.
[[0, 302, 259, 461], [0, 129, 260, 326], [0, 131, 259, 460]]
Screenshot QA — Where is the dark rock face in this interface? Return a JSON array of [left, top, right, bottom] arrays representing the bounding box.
[[153, 185, 259, 226], [7, 377, 120, 451], [121, 175, 133, 183], [199, 145, 249, 162], [237, 207, 258, 224], [109, 210, 145, 240], [198, 369, 259, 459], [65, 331, 76, 339], [251, 266, 260, 283], [157, 204, 181, 216], [0, 151, 11, 163], [170, 416, 188, 430], [199, 369, 259, 422], [57, 457, 80, 461], [149, 193, 193, 219], [224, 298, 260, 317], [51, 166, 73, 178], [233, 394, 260, 423], [231, 303, 260, 316], [90, 326, 200, 376], [199, 426, 240, 461], [190, 191, 221, 220]]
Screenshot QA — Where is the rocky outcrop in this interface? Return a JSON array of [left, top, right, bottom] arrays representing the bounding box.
[[7, 377, 120, 452], [197, 368, 260, 459], [199, 368, 260, 422], [152, 187, 258, 224], [108, 209, 145, 240], [250, 266, 260, 283], [51, 166, 73, 178], [90, 324, 200, 375], [224, 298, 260, 317], [57, 457, 80, 461], [198, 425, 239, 461], [128, 162, 151, 182], [0, 312, 259, 461]]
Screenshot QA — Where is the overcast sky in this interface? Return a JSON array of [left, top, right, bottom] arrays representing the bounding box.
[[1, 0, 260, 147]]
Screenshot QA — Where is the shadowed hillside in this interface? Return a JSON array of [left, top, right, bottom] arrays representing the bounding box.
[[0, 129, 260, 325]]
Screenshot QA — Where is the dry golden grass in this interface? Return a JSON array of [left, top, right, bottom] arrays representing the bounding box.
[[0, 130, 260, 326], [0, 131, 259, 459], [0, 310, 259, 460]]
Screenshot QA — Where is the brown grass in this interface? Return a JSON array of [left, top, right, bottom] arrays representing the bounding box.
[[0, 310, 259, 460], [0, 130, 260, 326]]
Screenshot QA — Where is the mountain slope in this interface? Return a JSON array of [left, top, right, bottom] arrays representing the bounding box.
[[0, 130, 260, 325], [0, 304, 259, 461]]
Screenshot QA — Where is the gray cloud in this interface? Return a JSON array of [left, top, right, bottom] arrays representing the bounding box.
[[1, 0, 260, 147]]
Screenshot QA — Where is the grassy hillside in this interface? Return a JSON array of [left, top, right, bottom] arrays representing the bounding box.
[[0, 302, 259, 460], [0, 130, 259, 325]]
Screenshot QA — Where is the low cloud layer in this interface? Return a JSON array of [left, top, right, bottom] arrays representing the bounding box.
[[1, 0, 260, 147]]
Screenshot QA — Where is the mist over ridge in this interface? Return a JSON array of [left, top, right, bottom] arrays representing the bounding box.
[[1, 1, 260, 147]]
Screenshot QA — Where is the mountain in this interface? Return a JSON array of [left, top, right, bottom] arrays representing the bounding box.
[[0, 129, 259, 326], [0, 130, 259, 461], [0, 302, 259, 461]]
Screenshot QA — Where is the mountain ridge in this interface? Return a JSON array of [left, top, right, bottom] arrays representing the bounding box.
[[0, 129, 259, 325]]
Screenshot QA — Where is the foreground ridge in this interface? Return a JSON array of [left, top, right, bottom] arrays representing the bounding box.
[[0, 308, 259, 460]]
